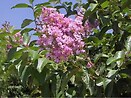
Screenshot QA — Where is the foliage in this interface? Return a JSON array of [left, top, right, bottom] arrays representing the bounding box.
[[0, 0, 131, 97]]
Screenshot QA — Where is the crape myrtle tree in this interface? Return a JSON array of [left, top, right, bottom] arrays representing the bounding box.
[[0, 0, 131, 97]]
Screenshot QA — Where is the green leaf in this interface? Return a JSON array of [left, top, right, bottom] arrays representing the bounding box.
[[101, 1, 109, 9], [83, 3, 90, 9], [95, 65, 106, 76], [29, 0, 34, 4], [105, 81, 114, 97], [31, 67, 43, 84], [21, 28, 33, 34], [0, 47, 6, 65], [90, 3, 98, 11], [37, 58, 49, 73], [29, 50, 39, 61], [87, 36, 101, 46], [103, 78, 111, 90], [61, 68, 79, 93], [11, 3, 31, 9], [106, 69, 117, 78], [94, 53, 108, 63], [0, 32, 10, 38], [12, 29, 21, 34], [98, 26, 110, 39], [106, 57, 121, 65], [73, 3, 78, 10], [125, 36, 131, 51], [23, 33, 30, 45], [35, 2, 50, 9], [18, 52, 29, 76], [39, 50, 48, 55], [13, 47, 27, 59], [19, 62, 26, 76], [55, 5, 65, 9], [106, 57, 115, 65], [83, 69, 94, 95], [7, 47, 17, 61], [114, 51, 125, 67], [96, 77, 103, 86], [3, 64, 17, 80], [106, 51, 125, 66], [21, 19, 34, 28], [21, 66, 31, 86], [83, 10, 91, 21], [34, 8, 42, 18], [29, 40, 37, 47], [96, 77, 111, 90], [49, 0, 60, 4], [48, 74, 61, 97]]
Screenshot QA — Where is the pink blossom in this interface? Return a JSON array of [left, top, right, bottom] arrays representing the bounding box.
[[36, 7, 92, 63], [7, 32, 23, 49], [7, 44, 12, 49], [86, 61, 94, 68], [14, 32, 23, 44]]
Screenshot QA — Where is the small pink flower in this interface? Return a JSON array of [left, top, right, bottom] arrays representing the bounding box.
[[7, 32, 23, 49], [7, 44, 12, 49], [86, 61, 94, 68], [14, 32, 23, 44]]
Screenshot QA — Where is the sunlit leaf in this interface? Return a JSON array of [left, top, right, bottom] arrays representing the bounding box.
[[29, 0, 34, 4], [114, 51, 125, 67], [37, 58, 49, 73], [90, 3, 98, 11], [11, 3, 31, 9], [94, 53, 108, 63], [23, 33, 30, 45], [21, 19, 34, 28], [29, 50, 39, 61], [106, 69, 117, 78], [125, 36, 131, 51], [49, 0, 60, 4], [21, 66, 31, 86], [101, 1, 109, 9], [21, 28, 33, 34], [35, 2, 50, 9], [106, 57, 122, 65]]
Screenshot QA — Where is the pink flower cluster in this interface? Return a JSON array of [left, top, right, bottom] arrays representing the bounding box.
[[37, 7, 90, 63], [7, 32, 23, 49], [14, 32, 23, 44]]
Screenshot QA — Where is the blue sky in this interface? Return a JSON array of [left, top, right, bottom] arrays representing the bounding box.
[[0, 0, 47, 28], [0, 0, 86, 29]]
